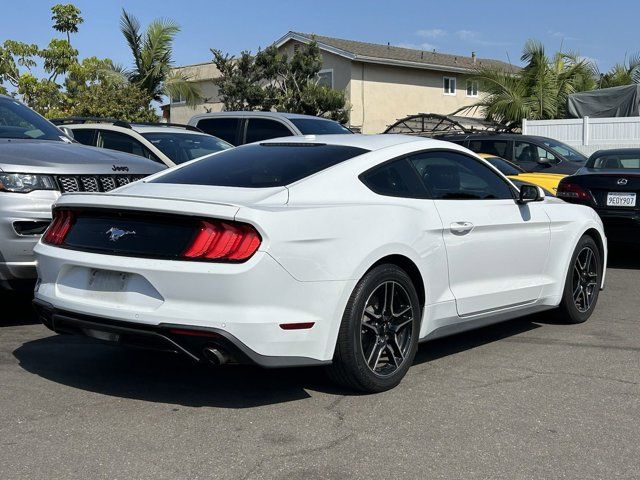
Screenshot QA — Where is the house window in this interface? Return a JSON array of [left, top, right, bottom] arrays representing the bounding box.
[[171, 92, 185, 104], [466, 80, 479, 97], [443, 77, 457, 95], [317, 69, 334, 88]]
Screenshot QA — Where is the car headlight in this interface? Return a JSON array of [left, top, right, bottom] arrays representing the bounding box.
[[0, 173, 57, 193]]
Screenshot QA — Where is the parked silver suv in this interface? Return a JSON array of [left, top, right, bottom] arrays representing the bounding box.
[[188, 111, 352, 146], [0, 95, 164, 290]]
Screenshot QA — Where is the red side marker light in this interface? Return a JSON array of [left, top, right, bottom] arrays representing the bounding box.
[[279, 322, 315, 330]]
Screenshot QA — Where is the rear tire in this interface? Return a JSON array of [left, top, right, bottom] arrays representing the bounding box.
[[554, 235, 602, 324], [327, 264, 421, 393]]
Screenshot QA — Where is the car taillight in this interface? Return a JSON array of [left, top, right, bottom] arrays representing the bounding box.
[[182, 220, 261, 262], [42, 210, 75, 245], [557, 182, 590, 201]]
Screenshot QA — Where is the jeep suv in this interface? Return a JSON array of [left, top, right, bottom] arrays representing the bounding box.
[[188, 112, 352, 146], [0, 95, 164, 290], [52, 118, 232, 167]]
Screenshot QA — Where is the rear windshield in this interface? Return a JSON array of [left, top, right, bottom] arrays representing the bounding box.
[[152, 143, 368, 188], [587, 152, 640, 169], [290, 118, 352, 135]]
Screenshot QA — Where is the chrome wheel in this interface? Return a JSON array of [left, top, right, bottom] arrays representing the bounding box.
[[572, 246, 598, 313], [360, 281, 415, 377]]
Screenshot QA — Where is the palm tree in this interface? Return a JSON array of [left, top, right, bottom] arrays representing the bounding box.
[[119, 10, 200, 107], [462, 40, 597, 127], [599, 53, 640, 88]]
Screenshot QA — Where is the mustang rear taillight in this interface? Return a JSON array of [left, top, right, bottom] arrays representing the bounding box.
[[182, 220, 261, 262], [557, 182, 590, 201], [43, 210, 75, 245]]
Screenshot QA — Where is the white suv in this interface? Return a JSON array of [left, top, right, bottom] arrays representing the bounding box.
[[52, 118, 232, 167]]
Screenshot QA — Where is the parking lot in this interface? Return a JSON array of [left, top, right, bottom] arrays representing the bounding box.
[[0, 246, 638, 480]]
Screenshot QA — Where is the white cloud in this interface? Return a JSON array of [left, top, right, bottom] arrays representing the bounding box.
[[396, 42, 437, 51], [416, 29, 446, 39]]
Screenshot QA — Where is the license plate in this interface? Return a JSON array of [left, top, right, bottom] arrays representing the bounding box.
[[87, 269, 129, 292], [607, 192, 636, 207]]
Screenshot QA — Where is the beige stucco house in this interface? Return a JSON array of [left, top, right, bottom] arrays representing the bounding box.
[[169, 32, 514, 133]]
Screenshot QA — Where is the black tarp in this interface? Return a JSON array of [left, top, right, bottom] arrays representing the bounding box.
[[567, 84, 640, 118]]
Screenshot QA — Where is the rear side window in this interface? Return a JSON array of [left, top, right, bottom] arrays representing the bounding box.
[[195, 118, 240, 145], [360, 159, 427, 198], [153, 143, 368, 188], [468, 139, 509, 158], [245, 118, 293, 143], [71, 128, 96, 146], [290, 118, 352, 135]]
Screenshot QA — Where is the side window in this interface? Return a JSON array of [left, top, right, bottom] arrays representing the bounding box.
[[245, 118, 293, 143], [195, 118, 240, 145], [467, 139, 509, 158], [97, 130, 154, 160], [409, 151, 513, 200], [515, 141, 557, 163], [71, 128, 96, 146], [360, 159, 427, 198]]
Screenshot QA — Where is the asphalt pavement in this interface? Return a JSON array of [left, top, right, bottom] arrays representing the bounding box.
[[1, 246, 639, 480]]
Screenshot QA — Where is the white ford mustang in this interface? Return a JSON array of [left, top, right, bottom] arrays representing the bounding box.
[[33, 135, 607, 392]]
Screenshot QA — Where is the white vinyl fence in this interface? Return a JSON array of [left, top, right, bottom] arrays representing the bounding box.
[[522, 116, 640, 156]]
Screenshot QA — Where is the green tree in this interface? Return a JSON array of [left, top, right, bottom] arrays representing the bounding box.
[[211, 40, 349, 122], [464, 40, 596, 127], [51, 3, 83, 45], [119, 10, 200, 106], [600, 53, 640, 88]]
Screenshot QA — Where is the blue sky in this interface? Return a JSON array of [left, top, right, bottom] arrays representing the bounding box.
[[1, 0, 637, 73]]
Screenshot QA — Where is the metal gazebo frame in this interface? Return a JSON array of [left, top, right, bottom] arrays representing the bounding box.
[[383, 113, 514, 137]]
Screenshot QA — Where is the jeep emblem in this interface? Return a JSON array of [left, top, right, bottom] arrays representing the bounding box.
[[112, 165, 129, 172]]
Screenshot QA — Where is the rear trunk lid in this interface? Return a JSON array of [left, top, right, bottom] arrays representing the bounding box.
[[574, 170, 640, 210]]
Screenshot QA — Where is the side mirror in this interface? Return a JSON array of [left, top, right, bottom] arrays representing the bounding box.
[[518, 184, 545, 204], [536, 156, 551, 165], [59, 126, 75, 140]]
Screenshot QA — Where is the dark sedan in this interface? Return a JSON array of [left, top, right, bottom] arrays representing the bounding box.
[[557, 148, 640, 243]]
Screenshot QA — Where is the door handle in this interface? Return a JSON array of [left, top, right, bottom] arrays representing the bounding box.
[[450, 221, 474, 235]]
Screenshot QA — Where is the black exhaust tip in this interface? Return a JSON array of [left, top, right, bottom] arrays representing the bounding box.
[[202, 346, 228, 365]]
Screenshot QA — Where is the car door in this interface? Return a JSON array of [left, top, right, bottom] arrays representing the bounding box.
[[408, 150, 550, 316], [513, 140, 559, 172], [96, 130, 160, 163], [70, 128, 97, 146]]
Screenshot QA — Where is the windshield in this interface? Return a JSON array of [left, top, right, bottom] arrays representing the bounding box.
[[541, 139, 587, 162], [483, 156, 523, 176], [0, 97, 65, 141], [290, 118, 352, 135], [587, 152, 640, 170], [152, 143, 368, 188], [141, 132, 232, 164]]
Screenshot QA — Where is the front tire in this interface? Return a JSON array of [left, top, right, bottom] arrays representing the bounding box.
[[555, 235, 602, 324], [327, 264, 421, 393]]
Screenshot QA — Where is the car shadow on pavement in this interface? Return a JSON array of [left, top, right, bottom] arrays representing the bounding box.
[[13, 314, 544, 407], [1, 291, 38, 327], [607, 243, 640, 270]]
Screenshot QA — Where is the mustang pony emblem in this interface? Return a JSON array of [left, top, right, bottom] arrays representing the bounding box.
[[106, 227, 136, 242]]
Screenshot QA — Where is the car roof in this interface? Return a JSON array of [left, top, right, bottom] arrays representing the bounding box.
[[259, 133, 449, 151], [589, 148, 640, 158], [66, 123, 205, 135], [440, 133, 556, 142], [191, 111, 339, 121]]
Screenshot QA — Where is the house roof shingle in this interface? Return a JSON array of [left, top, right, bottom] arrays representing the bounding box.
[[282, 32, 516, 73]]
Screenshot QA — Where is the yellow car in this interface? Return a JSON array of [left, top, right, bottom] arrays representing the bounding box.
[[478, 153, 566, 195]]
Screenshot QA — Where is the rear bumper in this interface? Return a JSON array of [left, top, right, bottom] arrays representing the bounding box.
[[33, 242, 354, 364], [33, 299, 330, 367]]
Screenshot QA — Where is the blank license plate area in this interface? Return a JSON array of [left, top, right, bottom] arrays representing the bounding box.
[[607, 192, 636, 207], [88, 269, 129, 292]]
